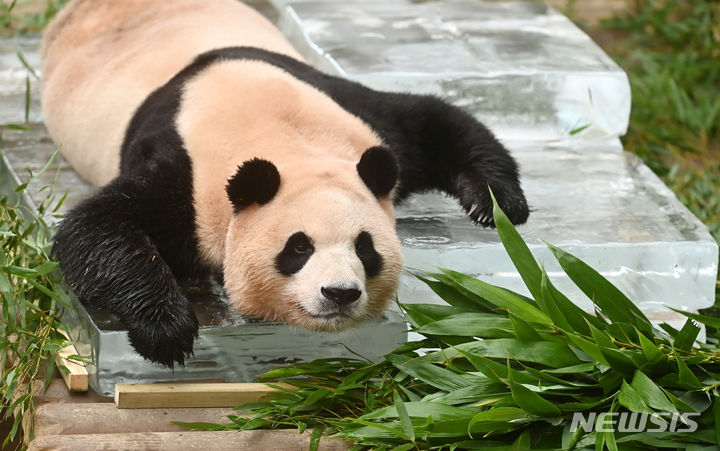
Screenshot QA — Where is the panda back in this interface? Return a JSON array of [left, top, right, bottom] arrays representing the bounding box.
[[41, 0, 302, 186]]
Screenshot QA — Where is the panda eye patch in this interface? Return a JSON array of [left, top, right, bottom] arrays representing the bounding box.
[[276, 232, 314, 276], [355, 231, 382, 278]]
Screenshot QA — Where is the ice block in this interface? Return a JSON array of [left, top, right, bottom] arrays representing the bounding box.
[[279, 0, 631, 144]]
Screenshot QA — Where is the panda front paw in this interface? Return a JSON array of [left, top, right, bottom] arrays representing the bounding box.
[[456, 173, 529, 227], [126, 298, 199, 368]]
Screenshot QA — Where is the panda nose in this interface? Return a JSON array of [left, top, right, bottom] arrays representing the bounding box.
[[321, 286, 361, 305]]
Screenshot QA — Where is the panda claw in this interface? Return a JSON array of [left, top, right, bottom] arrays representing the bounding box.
[[467, 203, 480, 217]]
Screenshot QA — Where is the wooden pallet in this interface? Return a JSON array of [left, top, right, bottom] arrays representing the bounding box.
[[26, 379, 350, 450], [24, 342, 350, 450]]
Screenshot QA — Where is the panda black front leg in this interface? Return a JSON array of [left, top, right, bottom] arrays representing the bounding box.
[[387, 95, 529, 227], [53, 178, 198, 367], [280, 59, 530, 225]]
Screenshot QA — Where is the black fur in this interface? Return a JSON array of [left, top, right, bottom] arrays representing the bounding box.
[[275, 232, 314, 276], [53, 45, 529, 367], [226, 158, 281, 212], [357, 146, 398, 198], [355, 231, 382, 278]]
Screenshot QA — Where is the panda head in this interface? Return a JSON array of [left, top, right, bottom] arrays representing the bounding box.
[[222, 146, 403, 330]]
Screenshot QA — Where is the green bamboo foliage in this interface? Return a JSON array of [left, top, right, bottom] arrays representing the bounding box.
[[0, 159, 70, 445], [179, 194, 720, 450]]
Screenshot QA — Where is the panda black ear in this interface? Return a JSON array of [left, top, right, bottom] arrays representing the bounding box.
[[357, 146, 398, 198], [226, 158, 280, 212]]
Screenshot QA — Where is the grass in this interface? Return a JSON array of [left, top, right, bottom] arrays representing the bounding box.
[[579, 0, 720, 312], [0, 0, 67, 36], [585, 0, 720, 244]]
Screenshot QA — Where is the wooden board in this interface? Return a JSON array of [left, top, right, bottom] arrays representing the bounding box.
[[34, 402, 233, 436], [27, 379, 351, 450], [28, 430, 351, 451], [54, 331, 89, 392], [115, 382, 288, 408]]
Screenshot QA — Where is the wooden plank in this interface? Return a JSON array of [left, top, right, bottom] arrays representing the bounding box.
[[115, 382, 287, 408], [54, 331, 89, 392], [18, 379, 111, 446], [34, 402, 233, 436], [28, 431, 351, 451]]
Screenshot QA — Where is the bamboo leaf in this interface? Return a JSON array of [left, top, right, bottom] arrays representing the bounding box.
[[468, 407, 529, 430], [1, 265, 39, 278], [309, 426, 323, 451], [427, 338, 582, 368], [400, 303, 466, 326], [545, 243, 653, 334], [545, 362, 596, 374], [416, 313, 513, 337], [630, 371, 678, 413], [393, 391, 415, 443], [361, 402, 474, 421], [510, 430, 531, 450], [508, 312, 542, 341], [675, 352, 702, 389], [565, 333, 610, 366], [456, 350, 536, 385], [589, 324, 637, 376], [490, 189, 543, 303], [32, 261, 59, 275], [507, 379, 561, 417], [386, 354, 474, 392], [669, 308, 720, 329], [618, 381, 653, 413], [301, 388, 330, 409], [674, 319, 701, 351], [415, 274, 492, 312], [438, 268, 552, 326], [713, 394, 720, 448], [344, 419, 410, 440], [537, 267, 573, 331], [170, 421, 227, 431], [638, 331, 665, 364]]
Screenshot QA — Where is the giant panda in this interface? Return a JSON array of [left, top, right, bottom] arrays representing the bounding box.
[[42, 0, 529, 367]]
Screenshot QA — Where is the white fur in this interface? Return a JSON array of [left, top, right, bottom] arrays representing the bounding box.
[[41, 0, 301, 186]]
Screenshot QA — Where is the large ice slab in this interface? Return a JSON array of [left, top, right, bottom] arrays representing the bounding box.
[[279, 0, 631, 143]]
